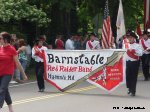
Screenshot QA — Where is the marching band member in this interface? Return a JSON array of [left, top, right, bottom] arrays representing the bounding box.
[[86, 33, 101, 50], [122, 35, 129, 49], [139, 30, 150, 81], [123, 31, 143, 96], [32, 38, 47, 92]]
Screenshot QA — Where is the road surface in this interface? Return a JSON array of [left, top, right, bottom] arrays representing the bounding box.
[[2, 75, 150, 112]]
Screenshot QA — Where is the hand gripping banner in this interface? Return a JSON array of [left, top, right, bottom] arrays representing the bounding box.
[[43, 50, 125, 92]]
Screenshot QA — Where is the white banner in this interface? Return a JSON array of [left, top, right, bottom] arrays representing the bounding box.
[[43, 50, 125, 91]]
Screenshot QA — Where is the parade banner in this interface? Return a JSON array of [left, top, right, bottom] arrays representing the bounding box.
[[88, 57, 126, 92], [43, 50, 125, 92]]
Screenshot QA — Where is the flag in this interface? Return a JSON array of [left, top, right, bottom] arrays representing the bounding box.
[[136, 22, 142, 37], [101, 0, 113, 49], [144, 0, 150, 29], [116, 0, 126, 43]]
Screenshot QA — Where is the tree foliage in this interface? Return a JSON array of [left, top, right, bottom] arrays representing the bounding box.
[[78, 0, 144, 31], [0, 0, 50, 27], [123, 0, 143, 29], [0, 0, 145, 42]]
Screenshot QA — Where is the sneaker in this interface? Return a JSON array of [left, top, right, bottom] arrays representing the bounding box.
[[15, 79, 24, 83], [130, 93, 135, 96], [127, 89, 131, 94], [127, 91, 131, 95], [38, 89, 44, 92], [10, 80, 18, 84]]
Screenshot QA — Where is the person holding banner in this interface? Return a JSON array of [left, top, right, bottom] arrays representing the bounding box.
[[32, 38, 47, 92], [123, 31, 143, 96], [139, 30, 150, 81], [86, 33, 101, 50]]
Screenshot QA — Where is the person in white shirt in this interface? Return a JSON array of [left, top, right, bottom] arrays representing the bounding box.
[[123, 31, 143, 96], [86, 33, 101, 50], [32, 38, 47, 92], [26, 44, 32, 67], [139, 30, 150, 81], [65, 35, 75, 50]]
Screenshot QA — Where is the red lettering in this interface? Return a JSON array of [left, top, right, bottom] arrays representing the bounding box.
[[59, 66, 64, 71], [78, 66, 83, 72], [47, 65, 51, 71], [47, 65, 57, 71]]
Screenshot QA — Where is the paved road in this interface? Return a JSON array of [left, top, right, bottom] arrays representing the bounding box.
[[2, 76, 150, 112]]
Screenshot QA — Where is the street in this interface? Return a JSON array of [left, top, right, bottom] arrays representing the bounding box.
[[1, 75, 150, 112]]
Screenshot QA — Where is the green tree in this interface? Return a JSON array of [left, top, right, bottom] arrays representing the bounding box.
[[0, 0, 144, 44], [77, 0, 144, 37], [0, 0, 50, 27]]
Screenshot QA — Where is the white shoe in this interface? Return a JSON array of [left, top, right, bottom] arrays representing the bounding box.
[[10, 80, 18, 84]]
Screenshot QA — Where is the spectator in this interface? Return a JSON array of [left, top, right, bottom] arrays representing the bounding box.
[[74, 34, 82, 50], [25, 43, 32, 67], [55, 35, 64, 49], [65, 35, 75, 50], [9, 35, 20, 83], [17, 39, 28, 80]]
